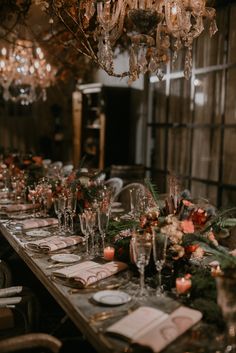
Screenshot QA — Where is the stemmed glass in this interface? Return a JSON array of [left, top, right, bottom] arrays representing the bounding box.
[[79, 211, 90, 258], [86, 209, 97, 258], [53, 197, 66, 235], [97, 201, 111, 255], [152, 229, 168, 296], [66, 192, 77, 234], [131, 230, 152, 298], [28, 185, 37, 218]]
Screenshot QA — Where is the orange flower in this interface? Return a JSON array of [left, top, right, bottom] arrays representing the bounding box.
[[180, 220, 195, 233]]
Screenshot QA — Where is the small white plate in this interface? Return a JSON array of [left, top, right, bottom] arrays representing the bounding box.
[[111, 202, 122, 207], [50, 254, 81, 263], [111, 208, 124, 213], [26, 229, 51, 237], [92, 290, 131, 306]]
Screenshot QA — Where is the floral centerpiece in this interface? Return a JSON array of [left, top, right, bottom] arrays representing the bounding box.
[[109, 178, 236, 273], [48, 162, 107, 216]]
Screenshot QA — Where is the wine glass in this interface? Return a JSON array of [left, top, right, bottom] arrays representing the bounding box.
[[79, 211, 90, 258], [86, 209, 97, 258], [97, 202, 111, 255], [28, 185, 37, 218], [152, 229, 168, 296], [131, 230, 152, 298], [53, 196, 66, 235], [67, 192, 77, 234]]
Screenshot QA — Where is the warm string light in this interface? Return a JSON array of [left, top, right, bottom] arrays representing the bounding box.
[[38, 0, 218, 82], [0, 39, 56, 105]]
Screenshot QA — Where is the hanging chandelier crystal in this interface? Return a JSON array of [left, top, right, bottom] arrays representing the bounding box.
[[37, 0, 218, 82], [0, 39, 56, 105]]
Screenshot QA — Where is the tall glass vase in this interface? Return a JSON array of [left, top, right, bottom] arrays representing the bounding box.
[[216, 274, 236, 353]]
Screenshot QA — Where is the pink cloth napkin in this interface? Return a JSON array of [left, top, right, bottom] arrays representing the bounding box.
[[53, 260, 128, 288], [0, 203, 38, 212], [20, 217, 58, 230], [25, 235, 83, 252]]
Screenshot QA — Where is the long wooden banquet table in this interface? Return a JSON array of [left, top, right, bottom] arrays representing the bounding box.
[[0, 215, 219, 353]]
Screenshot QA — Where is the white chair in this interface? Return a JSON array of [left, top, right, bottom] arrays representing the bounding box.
[[0, 333, 62, 353], [114, 182, 146, 213], [61, 164, 74, 177], [105, 177, 123, 199]]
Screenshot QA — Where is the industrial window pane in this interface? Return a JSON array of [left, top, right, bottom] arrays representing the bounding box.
[[167, 128, 191, 176], [223, 128, 236, 185], [152, 82, 167, 124], [222, 189, 236, 207], [194, 72, 222, 124], [225, 68, 236, 124], [191, 128, 221, 181], [169, 79, 191, 124], [151, 128, 166, 170], [191, 181, 217, 206]]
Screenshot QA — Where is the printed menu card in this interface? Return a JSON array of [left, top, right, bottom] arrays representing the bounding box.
[[106, 306, 202, 352]]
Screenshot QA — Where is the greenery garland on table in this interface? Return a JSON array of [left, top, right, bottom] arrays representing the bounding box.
[[106, 178, 236, 328]]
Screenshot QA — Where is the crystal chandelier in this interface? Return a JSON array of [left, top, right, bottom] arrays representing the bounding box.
[[40, 0, 218, 82], [0, 39, 56, 105]]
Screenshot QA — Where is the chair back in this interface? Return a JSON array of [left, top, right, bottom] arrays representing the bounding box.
[[105, 177, 123, 199], [114, 182, 146, 213]]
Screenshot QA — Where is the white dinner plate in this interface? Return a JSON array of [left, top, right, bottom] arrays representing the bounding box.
[[50, 254, 81, 263], [25, 229, 51, 237], [111, 208, 125, 213], [92, 290, 131, 306]]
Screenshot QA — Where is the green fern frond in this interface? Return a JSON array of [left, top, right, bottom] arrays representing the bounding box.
[[144, 177, 161, 208]]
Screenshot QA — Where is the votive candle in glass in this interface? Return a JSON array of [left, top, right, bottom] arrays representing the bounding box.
[[103, 246, 115, 261], [176, 276, 192, 294]]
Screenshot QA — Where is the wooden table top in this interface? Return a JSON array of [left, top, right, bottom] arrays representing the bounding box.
[[0, 218, 219, 353]]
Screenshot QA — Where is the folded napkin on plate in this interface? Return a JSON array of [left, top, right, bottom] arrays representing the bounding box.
[[25, 235, 83, 252], [53, 260, 128, 287], [19, 217, 58, 230], [0, 203, 38, 212]]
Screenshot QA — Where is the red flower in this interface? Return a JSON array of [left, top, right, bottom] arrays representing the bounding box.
[[191, 208, 208, 226], [185, 244, 199, 254]]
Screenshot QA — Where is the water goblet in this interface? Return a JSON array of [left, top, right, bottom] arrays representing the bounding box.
[[152, 229, 168, 296], [131, 230, 152, 299]]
